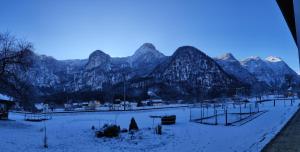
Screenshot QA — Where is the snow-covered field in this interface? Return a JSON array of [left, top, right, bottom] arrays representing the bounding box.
[[1, 100, 299, 152]]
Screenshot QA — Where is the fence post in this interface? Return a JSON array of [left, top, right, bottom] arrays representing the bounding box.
[[200, 103, 203, 123], [239, 104, 242, 120], [225, 108, 228, 126], [214, 104, 217, 125], [189, 106, 191, 121], [273, 100, 275, 107]]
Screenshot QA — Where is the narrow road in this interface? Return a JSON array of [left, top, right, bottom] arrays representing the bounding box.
[[262, 107, 300, 152]]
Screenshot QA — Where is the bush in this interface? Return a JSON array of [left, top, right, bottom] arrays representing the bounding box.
[[103, 125, 120, 138], [95, 125, 120, 138], [95, 130, 104, 138], [129, 117, 139, 131]]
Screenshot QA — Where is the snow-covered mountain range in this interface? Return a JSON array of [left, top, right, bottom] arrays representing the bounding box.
[[241, 56, 298, 87], [14, 43, 299, 101], [215, 53, 299, 92]]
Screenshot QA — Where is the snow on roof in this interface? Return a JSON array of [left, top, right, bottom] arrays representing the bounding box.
[[0, 93, 13, 101]]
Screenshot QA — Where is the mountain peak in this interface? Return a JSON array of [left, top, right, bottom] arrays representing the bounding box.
[[243, 56, 262, 62], [218, 53, 237, 61], [140, 43, 156, 50], [173, 46, 204, 56], [133, 43, 160, 56], [131, 43, 164, 60], [128, 43, 165, 74], [265, 56, 282, 62], [89, 50, 110, 58], [86, 50, 111, 70]]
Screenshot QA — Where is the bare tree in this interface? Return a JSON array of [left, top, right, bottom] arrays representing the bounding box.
[[0, 32, 34, 108]]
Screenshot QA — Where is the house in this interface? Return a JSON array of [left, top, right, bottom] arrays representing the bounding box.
[[85, 101, 100, 110], [142, 99, 164, 106], [150, 99, 164, 106], [34, 103, 49, 112], [0, 94, 14, 120], [64, 103, 74, 111]]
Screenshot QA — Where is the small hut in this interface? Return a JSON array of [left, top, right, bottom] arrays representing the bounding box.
[[0, 94, 14, 120]]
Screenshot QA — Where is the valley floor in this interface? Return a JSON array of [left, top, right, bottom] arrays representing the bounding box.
[[0, 100, 299, 152]]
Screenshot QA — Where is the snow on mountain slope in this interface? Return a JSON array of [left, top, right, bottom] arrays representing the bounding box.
[[85, 50, 111, 71], [151, 46, 240, 96], [128, 43, 167, 76], [241, 56, 298, 87], [17, 43, 167, 93], [11, 42, 298, 99], [215, 53, 259, 86], [128, 43, 165, 66], [265, 56, 282, 62]]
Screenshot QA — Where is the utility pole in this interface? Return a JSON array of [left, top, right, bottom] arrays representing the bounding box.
[[123, 67, 127, 111], [123, 79, 126, 111]]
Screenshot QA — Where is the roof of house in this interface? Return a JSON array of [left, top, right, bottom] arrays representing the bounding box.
[[0, 93, 14, 105]]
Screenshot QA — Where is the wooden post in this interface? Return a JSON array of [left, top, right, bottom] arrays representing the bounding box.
[[274, 100, 275, 107], [239, 104, 242, 120], [214, 104, 217, 125], [200, 103, 203, 123], [225, 108, 228, 126], [189, 106, 191, 121]]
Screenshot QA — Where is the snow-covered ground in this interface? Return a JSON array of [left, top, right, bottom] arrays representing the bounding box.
[[0, 100, 299, 152]]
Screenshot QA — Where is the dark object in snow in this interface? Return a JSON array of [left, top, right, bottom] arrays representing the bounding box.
[[129, 117, 139, 131], [0, 99, 14, 120], [91, 126, 95, 130], [103, 124, 108, 128], [137, 101, 143, 107], [95, 125, 121, 138], [156, 125, 162, 135], [161, 115, 176, 125], [103, 125, 120, 138], [44, 138, 48, 148], [95, 130, 104, 138], [43, 125, 48, 148], [121, 128, 128, 133]]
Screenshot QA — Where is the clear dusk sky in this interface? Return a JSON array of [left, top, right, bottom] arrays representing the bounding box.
[[0, 0, 299, 72]]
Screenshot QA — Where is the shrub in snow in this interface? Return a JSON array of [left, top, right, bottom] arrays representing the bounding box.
[[103, 125, 120, 138], [129, 117, 139, 131], [95, 124, 121, 138], [91, 125, 95, 130], [95, 130, 104, 138], [103, 124, 108, 128]]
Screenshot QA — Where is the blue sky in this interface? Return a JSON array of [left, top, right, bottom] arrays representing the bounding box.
[[0, 0, 299, 72]]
